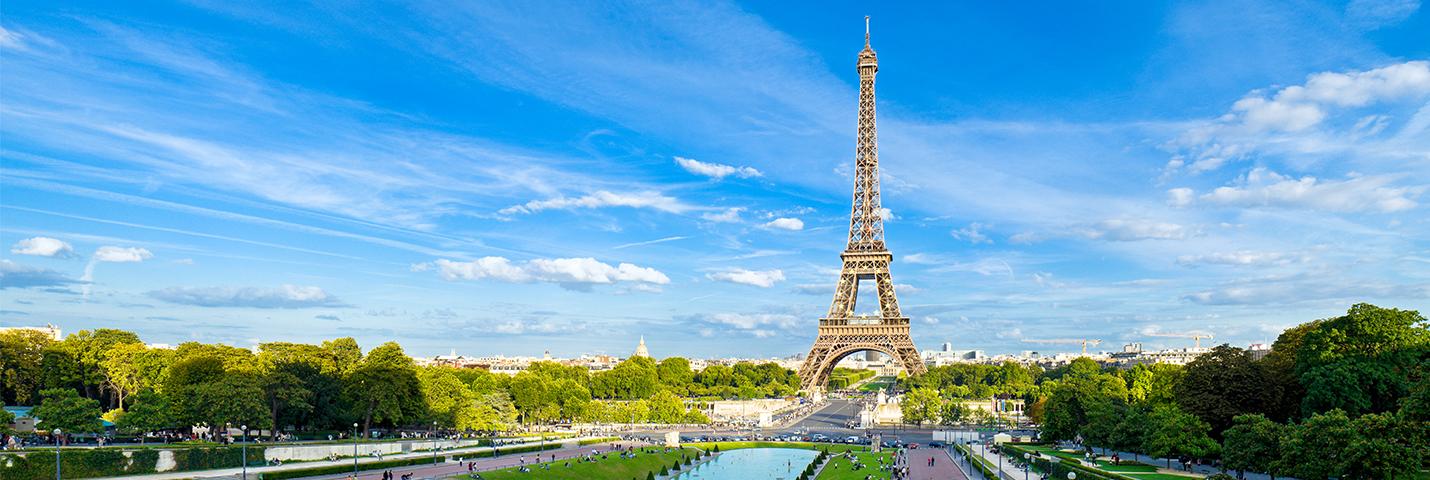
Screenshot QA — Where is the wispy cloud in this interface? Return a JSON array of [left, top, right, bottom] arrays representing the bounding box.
[[418, 257, 670, 288], [10, 236, 75, 258], [706, 268, 786, 288], [675, 156, 762, 180], [148, 285, 347, 308]]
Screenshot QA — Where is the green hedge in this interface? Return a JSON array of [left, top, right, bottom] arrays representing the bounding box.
[[260, 456, 440, 480], [954, 443, 1000, 479], [999, 444, 1137, 480], [0, 449, 153, 480], [259, 438, 609, 480], [0, 445, 263, 480]]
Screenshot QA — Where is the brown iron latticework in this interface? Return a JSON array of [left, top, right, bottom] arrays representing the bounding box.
[[798, 17, 925, 394]]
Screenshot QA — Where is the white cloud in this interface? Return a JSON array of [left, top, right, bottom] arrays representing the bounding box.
[[93, 246, 154, 263], [694, 312, 802, 337], [1235, 61, 1430, 133], [792, 284, 827, 295], [1167, 61, 1430, 174], [10, 237, 75, 258], [1198, 168, 1421, 213], [878, 208, 896, 221], [950, 223, 991, 244], [148, 285, 345, 308], [81, 246, 154, 297], [499, 190, 691, 215], [0, 259, 76, 289], [764, 217, 804, 231], [902, 253, 939, 265], [701, 207, 744, 223], [894, 284, 920, 294], [674, 156, 762, 180], [1177, 251, 1301, 267], [1347, 0, 1422, 28], [1166, 188, 1195, 208], [1079, 219, 1195, 241], [706, 268, 785, 288], [422, 256, 669, 287]]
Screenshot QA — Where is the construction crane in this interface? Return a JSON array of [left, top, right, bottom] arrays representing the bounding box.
[[1022, 338, 1103, 356], [1146, 332, 1215, 349]]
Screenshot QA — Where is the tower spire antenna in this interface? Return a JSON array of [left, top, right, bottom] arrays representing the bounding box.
[[865, 16, 871, 46]]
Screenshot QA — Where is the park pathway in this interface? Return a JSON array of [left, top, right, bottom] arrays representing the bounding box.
[[92, 437, 620, 480], [907, 447, 967, 480], [303, 441, 628, 480]]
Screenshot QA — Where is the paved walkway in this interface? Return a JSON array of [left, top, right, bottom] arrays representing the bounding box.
[[92, 437, 617, 480], [907, 448, 967, 480], [305, 441, 630, 480]]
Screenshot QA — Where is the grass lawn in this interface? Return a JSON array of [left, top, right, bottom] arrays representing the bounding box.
[[1096, 460, 1159, 473], [688, 441, 871, 454], [469, 447, 702, 480], [817, 451, 896, 480], [1124, 474, 1203, 480], [859, 377, 897, 392]]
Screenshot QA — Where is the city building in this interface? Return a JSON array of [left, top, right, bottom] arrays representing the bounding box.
[[632, 336, 650, 358], [0, 324, 62, 341]]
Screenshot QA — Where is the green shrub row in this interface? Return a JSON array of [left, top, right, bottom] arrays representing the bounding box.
[[259, 437, 599, 480], [954, 443, 1001, 480], [0, 445, 264, 480], [999, 444, 1137, 480], [260, 456, 441, 480]]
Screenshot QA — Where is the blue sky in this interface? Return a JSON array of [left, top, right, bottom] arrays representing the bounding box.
[[2, 1, 1427, 358]]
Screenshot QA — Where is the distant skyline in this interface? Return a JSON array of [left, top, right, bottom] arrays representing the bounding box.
[[2, 1, 1428, 358]]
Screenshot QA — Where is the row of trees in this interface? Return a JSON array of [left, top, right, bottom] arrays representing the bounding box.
[[900, 303, 1428, 479], [1, 330, 800, 439]]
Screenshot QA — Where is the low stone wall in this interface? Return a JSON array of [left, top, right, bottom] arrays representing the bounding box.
[[263, 438, 484, 462]]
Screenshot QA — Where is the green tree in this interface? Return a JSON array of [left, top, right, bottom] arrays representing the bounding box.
[[1341, 411, 1422, 479], [115, 389, 175, 441], [1276, 409, 1355, 479], [62, 329, 141, 404], [346, 342, 424, 435], [900, 387, 941, 427], [1110, 406, 1148, 462], [101, 342, 171, 409], [1222, 414, 1285, 479], [0, 329, 56, 405], [1142, 403, 1218, 469], [656, 357, 693, 393], [260, 360, 314, 439], [938, 400, 966, 425], [1124, 363, 1182, 406], [1295, 304, 1428, 417], [0, 403, 15, 435], [1260, 320, 1320, 422], [1082, 398, 1124, 454], [647, 389, 684, 424], [31, 388, 103, 434], [1176, 345, 1270, 436]]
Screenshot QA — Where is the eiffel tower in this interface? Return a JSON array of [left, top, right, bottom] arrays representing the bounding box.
[[798, 17, 924, 394]]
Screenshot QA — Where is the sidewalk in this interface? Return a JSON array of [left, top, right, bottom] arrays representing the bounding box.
[[967, 443, 1025, 480], [93, 436, 614, 480], [907, 447, 968, 480]]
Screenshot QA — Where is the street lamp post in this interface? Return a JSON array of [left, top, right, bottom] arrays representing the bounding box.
[[1023, 452, 1031, 480], [352, 423, 359, 476], [53, 428, 62, 480], [241, 425, 248, 480], [1069, 472, 1077, 480], [431, 421, 438, 465], [998, 443, 1003, 480]]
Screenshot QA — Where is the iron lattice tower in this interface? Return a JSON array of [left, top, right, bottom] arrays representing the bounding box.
[[798, 18, 925, 394]]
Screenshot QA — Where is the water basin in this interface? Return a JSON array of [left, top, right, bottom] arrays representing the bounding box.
[[676, 448, 819, 479]]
